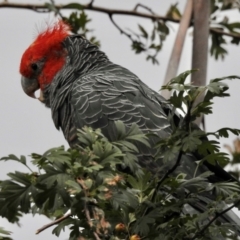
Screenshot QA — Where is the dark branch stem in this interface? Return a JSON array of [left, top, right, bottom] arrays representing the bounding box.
[[88, 0, 95, 8], [1, 2, 239, 40], [142, 150, 183, 217], [210, 27, 240, 38], [0, 2, 179, 22], [133, 3, 156, 15], [35, 212, 71, 234], [108, 14, 133, 41], [153, 150, 183, 201], [190, 199, 240, 240], [77, 178, 101, 240]]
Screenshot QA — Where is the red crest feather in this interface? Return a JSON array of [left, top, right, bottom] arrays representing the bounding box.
[[20, 21, 71, 88]]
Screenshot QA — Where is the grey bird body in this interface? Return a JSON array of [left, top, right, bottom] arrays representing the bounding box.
[[41, 35, 240, 235]]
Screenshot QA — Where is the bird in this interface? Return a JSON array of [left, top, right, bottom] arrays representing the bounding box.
[[19, 20, 240, 237]]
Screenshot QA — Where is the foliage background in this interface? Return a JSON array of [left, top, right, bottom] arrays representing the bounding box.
[[0, 0, 240, 239]]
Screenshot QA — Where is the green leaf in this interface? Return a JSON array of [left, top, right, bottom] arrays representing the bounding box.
[[210, 32, 228, 60], [211, 182, 240, 197], [39, 165, 72, 188], [0, 227, 12, 240], [111, 189, 138, 210], [217, 128, 240, 138], [52, 218, 76, 237], [1, 154, 26, 165], [0, 172, 37, 222], [191, 101, 213, 116], [134, 210, 159, 235], [182, 130, 204, 152], [62, 3, 83, 10], [44, 3, 57, 12], [166, 3, 182, 20], [163, 69, 197, 86], [127, 171, 152, 192], [65, 180, 82, 193], [138, 24, 148, 38], [168, 91, 184, 110]]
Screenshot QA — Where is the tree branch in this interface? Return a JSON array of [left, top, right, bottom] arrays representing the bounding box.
[[190, 199, 240, 240], [152, 150, 183, 201], [35, 212, 71, 234], [210, 27, 240, 38], [133, 3, 157, 15], [77, 178, 102, 240], [141, 149, 183, 219], [108, 14, 134, 41], [88, 0, 95, 8], [0, 2, 179, 22], [1, 2, 239, 40]]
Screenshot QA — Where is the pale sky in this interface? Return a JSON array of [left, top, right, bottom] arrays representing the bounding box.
[[0, 0, 240, 239]]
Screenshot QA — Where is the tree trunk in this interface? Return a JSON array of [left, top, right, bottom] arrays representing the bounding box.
[[161, 0, 193, 99], [191, 0, 210, 126]]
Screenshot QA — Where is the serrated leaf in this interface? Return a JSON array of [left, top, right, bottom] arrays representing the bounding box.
[[127, 171, 152, 192], [0, 172, 37, 221], [138, 24, 148, 38], [182, 130, 204, 152], [65, 180, 82, 193], [164, 70, 197, 86], [0, 154, 26, 165], [0, 227, 12, 240], [134, 210, 158, 235], [115, 120, 126, 139], [52, 218, 76, 237], [63, 3, 83, 10]]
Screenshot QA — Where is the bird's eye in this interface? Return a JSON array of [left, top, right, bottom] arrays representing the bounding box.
[[31, 63, 38, 71]]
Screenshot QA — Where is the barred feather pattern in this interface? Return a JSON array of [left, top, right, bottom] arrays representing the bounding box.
[[42, 35, 240, 233], [44, 35, 174, 155]]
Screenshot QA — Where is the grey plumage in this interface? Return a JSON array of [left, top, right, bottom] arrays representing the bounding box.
[[42, 35, 240, 235]]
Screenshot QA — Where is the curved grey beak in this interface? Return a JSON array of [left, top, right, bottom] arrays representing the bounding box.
[[21, 76, 39, 99]]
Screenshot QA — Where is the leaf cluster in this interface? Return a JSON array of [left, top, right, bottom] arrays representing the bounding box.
[[1, 71, 240, 239], [161, 71, 240, 167], [45, 1, 240, 64], [130, 19, 169, 65], [0, 227, 12, 240], [210, 0, 240, 60]]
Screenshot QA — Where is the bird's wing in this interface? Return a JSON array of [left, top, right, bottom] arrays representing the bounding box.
[[71, 67, 170, 135], [69, 66, 198, 175]]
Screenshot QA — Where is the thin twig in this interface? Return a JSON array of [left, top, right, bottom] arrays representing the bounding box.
[[35, 212, 71, 234], [32, 8, 50, 13], [88, 0, 95, 8], [210, 27, 240, 38], [0, 2, 180, 22], [77, 178, 101, 240], [152, 150, 183, 201], [1, 2, 239, 40], [142, 150, 183, 217], [190, 199, 240, 240], [133, 3, 156, 15], [146, 99, 192, 211], [108, 14, 134, 41], [93, 232, 101, 240]]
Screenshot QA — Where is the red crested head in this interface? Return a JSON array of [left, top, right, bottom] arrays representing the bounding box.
[[20, 21, 71, 95]]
